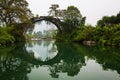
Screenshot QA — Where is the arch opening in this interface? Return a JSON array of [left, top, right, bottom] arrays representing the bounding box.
[[26, 20, 58, 40]]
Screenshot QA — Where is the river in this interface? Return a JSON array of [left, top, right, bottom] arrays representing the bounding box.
[[0, 40, 120, 80]]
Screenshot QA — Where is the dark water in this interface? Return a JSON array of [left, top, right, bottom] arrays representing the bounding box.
[[0, 40, 120, 80]]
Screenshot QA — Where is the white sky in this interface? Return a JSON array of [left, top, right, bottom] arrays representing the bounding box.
[[33, 21, 57, 33], [27, 0, 120, 26]]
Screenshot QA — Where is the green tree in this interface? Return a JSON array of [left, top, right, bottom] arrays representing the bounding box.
[[0, 26, 15, 45], [97, 12, 120, 27], [48, 4, 59, 18], [62, 6, 83, 33], [95, 12, 120, 46], [48, 5, 86, 41], [73, 25, 95, 42], [0, 0, 33, 26], [34, 31, 42, 38]]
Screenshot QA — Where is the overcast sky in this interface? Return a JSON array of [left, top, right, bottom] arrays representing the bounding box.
[[27, 0, 120, 26]]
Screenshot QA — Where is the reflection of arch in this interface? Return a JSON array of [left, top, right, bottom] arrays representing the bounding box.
[[30, 51, 62, 65], [31, 16, 62, 33], [39, 52, 61, 65]]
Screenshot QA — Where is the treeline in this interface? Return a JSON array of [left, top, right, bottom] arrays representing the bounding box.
[[73, 12, 120, 46], [49, 4, 120, 46], [0, 1, 120, 47], [0, 0, 33, 45]]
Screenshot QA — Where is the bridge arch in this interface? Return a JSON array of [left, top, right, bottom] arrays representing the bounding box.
[[31, 16, 62, 33]]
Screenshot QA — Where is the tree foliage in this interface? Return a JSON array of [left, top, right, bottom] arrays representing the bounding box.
[[0, 26, 15, 45], [97, 12, 120, 27], [73, 25, 95, 42], [48, 4, 59, 18], [48, 5, 86, 41], [71, 11, 120, 46], [0, 0, 33, 26], [0, 0, 33, 45], [94, 12, 120, 46], [48, 5, 85, 33], [61, 6, 83, 32]]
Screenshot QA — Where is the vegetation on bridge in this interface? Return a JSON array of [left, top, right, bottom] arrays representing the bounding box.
[[48, 4, 85, 41]]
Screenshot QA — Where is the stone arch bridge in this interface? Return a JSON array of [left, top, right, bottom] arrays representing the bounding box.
[[31, 16, 62, 33]]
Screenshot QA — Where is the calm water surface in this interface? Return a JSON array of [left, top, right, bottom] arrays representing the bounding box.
[[0, 40, 120, 80]]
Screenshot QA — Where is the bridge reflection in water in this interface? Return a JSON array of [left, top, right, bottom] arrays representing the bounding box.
[[0, 40, 120, 80]]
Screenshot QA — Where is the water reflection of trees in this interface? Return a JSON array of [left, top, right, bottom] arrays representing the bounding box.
[[48, 42, 120, 78], [0, 41, 120, 79], [0, 42, 87, 79], [0, 44, 38, 80], [88, 46, 120, 74], [74, 44, 120, 75], [26, 40, 42, 48], [49, 43, 86, 78]]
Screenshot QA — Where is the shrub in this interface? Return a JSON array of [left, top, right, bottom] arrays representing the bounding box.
[[0, 26, 15, 45]]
